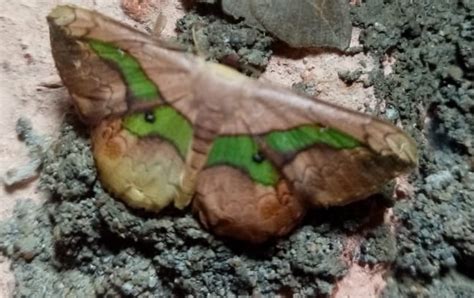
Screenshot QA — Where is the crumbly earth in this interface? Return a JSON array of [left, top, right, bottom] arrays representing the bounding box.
[[176, 10, 274, 74], [352, 0, 474, 296], [1, 0, 473, 297], [3, 119, 389, 296]]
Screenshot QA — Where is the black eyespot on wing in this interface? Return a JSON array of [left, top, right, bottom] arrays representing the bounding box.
[[144, 111, 155, 123], [252, 151, 266, 163]]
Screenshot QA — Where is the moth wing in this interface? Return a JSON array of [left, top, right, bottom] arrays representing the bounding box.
[[228, 81, 418, 207], [194, 166, 307, 244], [189, 64, 416, 241], [91, 118, 187, 211], [48, 5, 197, 124]]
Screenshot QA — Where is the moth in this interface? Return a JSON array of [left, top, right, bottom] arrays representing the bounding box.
[[47, 5, 417, 243]]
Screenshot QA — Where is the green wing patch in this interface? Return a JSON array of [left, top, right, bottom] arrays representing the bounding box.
[[265, 125, 360, 154], [206, 136, 280, 186], [123, 106, 193, 157], [89, 40, 159, 101], [206, 125, 360, 186]]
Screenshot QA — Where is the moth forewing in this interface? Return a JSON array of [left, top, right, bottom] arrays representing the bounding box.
[[200, 76, 418, 208]]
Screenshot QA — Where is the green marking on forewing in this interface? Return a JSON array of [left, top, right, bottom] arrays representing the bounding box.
[[89, 40, 159, 101], [207, 136, 280, 186], [265, 125, 360, 153], [123, 106, 193, 157]]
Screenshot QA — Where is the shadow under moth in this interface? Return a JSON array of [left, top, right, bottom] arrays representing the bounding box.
[[47, 5, 417, 243]]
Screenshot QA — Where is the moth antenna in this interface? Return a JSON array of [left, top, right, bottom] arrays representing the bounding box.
[[191, 24, 207, 58], [151, 11, 166, 39]]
